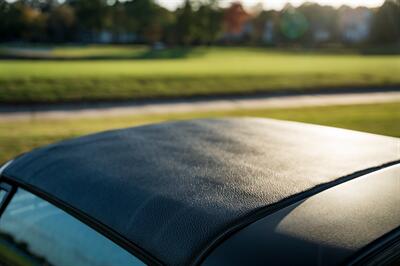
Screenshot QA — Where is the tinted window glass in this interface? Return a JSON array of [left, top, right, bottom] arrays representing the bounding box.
[[0, 190, 7, 204], [0, 183, 12, 206], [0, 188, 145, 266]]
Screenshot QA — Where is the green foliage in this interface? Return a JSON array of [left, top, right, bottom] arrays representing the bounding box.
[[47, 4, 76, 42], [371, 0, 400, 44], [194, 1, 222, 44], [297, 4, 338, 44], [69, 0, 108, 31], [124, 0, 165, 42], [175, 1, 194, 45], [280, 8, 309, 40], [0, 0, 399, 45]]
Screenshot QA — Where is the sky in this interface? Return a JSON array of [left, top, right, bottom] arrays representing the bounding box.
[[155, 0, 385, 10]]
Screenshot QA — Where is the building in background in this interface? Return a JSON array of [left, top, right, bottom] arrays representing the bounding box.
[[338, 7, 373, 43]]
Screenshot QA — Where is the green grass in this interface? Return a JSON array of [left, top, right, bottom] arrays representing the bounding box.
[[0, 44, 149, 59], [0, 243, 37, 266], [0, 47, 399, 104], [52, 45, 148, 58], [0, 101, 399, 164]]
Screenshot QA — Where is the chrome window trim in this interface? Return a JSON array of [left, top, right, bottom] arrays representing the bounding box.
[[0, 161, 13, 176]]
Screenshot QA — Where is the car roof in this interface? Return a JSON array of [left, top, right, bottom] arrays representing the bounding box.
[[2, 118, 399, 265]]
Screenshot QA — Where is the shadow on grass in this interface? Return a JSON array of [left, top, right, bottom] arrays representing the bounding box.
[[0, 46, 205, 60], [134, 47, 204, 59]]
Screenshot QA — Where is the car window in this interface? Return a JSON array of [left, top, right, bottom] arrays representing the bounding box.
[[0, 188, 145, 266], [0, 189, 7, 204]]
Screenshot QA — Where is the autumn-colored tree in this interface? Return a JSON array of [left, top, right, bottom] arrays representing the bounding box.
[[223, 2, 249, 35]]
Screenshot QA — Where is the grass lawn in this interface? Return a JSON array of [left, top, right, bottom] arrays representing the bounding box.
[[0, 44, 149, 59], [0, 101, 399, 164], [0, 46, 399, 104]]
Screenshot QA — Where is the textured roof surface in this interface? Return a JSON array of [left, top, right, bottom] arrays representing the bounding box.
[[3, 118, 399, 265], [203, 165, 400, 266]]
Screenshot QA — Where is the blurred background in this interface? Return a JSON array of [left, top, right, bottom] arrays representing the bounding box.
[[0, 0, 399, 163]]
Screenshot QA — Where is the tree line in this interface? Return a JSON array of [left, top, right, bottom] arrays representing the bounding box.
[[0, 0, 399, 46]]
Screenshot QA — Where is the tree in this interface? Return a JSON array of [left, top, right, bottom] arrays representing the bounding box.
[[251, 10, 280, 45], [28, 11, 47, 42], [47, 4, 76, 42], [109, 1, 133, 40], [1, 0, 63, 42], [0, 1, 27, 41], [223, 2, 249, 35], [370, 0, 400, 44], [279, 5, 309, 43], [0, 0, 12, 41], [194, 0, 222, 45], [123, 0, 173, 44], [175, 0, 196, 45], [68, 0, 108, 32], [297, 3, 337, 45], [140, 6, 171, 44]]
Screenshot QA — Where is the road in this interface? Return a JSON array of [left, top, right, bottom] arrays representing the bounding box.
[[1, 91, 399, 121]]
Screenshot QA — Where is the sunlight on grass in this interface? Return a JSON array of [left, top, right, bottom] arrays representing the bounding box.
[[0, 102, 398, 163], [0, 47, 399, 103]]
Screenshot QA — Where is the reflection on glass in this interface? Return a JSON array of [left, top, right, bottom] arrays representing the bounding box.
[[0, 188, 145, 266], [0, 189, 7, 204]]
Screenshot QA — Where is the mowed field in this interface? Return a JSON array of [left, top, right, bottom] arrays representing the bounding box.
[[1, 46, 399, 103], [1, 101, 399, 164]]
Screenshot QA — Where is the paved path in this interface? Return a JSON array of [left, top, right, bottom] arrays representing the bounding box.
[[1, 91, 399, 121]]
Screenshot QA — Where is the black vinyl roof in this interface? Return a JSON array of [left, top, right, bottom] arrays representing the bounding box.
[[3, 118, 399, 265], [203, 164, 400, 266]]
